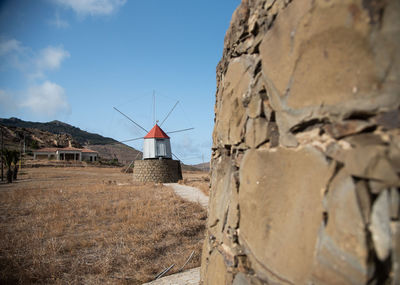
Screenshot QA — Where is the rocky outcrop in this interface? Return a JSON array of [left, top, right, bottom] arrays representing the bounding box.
[[1, 125, 81, 150], [201, 0, 400, 284]]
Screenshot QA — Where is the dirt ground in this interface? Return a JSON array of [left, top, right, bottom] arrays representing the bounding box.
[[0, 167, 207, 284]]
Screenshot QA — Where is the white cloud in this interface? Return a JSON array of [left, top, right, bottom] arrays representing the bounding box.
[[53, 0, 126, 16], [0, 38, 31, 72], [173, 135, 202, 159], [0, 39, 70, 77], [21, 81, 70, 116], [49, 13, 70, 28], [37, 45, 70, 71], [0, 38, 23, 56], [0, 39, 71, 118], [0, 89, 18, 112]]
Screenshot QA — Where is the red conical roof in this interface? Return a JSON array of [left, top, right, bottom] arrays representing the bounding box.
[[144, 124, 170, 139]]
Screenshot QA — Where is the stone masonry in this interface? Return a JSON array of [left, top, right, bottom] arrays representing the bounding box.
[[201, 0, 400, 284], [133, 159, 182, 183]]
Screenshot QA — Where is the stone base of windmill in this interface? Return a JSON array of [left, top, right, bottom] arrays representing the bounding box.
[[133, 159, 182, 183]]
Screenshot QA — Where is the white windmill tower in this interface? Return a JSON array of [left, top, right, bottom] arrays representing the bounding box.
[[143, 123, 172, 159], [113, 96, 193, 182]]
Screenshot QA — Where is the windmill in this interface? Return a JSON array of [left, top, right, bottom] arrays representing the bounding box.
[[113, 94, 193, 182]]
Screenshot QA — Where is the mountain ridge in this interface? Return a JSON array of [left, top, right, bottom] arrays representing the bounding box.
[[0, 117, 115, 145]]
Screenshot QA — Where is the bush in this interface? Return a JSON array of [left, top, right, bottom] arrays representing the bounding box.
[[30, 140, 39, 150]]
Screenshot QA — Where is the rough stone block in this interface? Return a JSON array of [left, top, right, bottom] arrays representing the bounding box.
[[238, 146, 332, 284], [391, 221, 400, 284], [213, 57, 251, 146], [204, 250, 231, 285], [370, 189, 392, 261], [245, 117, 268, 148], [312, 170, 368, 284], [390, 188, 400, 220], [208, 155, 234, 242], [344, 146, 399, 185]]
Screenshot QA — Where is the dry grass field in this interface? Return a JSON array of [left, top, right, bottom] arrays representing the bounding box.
[[181, 171, 210, 196], [0, 167, 206, 284]]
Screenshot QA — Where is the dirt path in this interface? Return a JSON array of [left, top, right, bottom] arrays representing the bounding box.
[[142, 184, 208, 284], [142, 267, 200, 285], [164, 183, 209, 209]]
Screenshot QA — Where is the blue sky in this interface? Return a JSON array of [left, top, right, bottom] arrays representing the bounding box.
[[0, 0, 240, 164]]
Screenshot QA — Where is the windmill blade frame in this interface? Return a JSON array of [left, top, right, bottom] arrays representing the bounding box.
[[171, 152, 182, 161], [166, 127, 194, 134], [119, 136, 145, 143], [113, 107, 148, 133], [160, 100, 179, 127]]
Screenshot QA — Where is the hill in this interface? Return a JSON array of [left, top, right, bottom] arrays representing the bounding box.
[[191, 162, 210, 172], [0, 117, 141, 164], [86, 143, 142, 164], [0, 117, 115, 145]]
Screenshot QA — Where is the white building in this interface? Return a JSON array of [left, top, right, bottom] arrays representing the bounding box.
[[33, 147, 98, 162], [81, 148, 98, 162], [143, 124, 172, 159]]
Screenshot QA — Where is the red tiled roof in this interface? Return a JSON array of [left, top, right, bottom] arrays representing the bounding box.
[[35, 147, 58, 153], [144, 124, 170, 139], [34, 147, 97, 153], [81, 148, 98, 153], [58, 147, 82, 151]]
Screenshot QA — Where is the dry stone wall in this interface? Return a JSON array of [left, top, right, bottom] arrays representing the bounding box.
[[133, 159, 182, 183], [201, 0, 400, 284]]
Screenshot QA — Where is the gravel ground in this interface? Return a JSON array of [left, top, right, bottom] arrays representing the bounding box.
[[164, 183, 209, 209]]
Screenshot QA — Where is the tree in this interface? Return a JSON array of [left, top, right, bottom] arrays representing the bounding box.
[[12, 150, 20, 181], [1, 149, 14, 183], [0, 149, 20, 183], [30, 140, 39, 149]]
